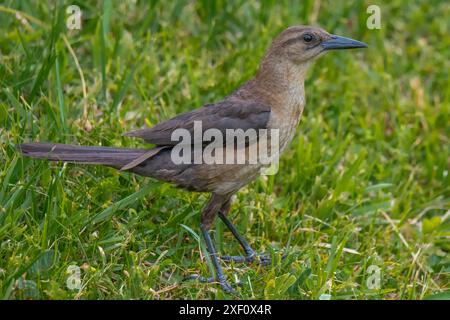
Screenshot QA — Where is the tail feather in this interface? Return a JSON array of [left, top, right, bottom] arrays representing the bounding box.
[[18, 142, 148, 168]]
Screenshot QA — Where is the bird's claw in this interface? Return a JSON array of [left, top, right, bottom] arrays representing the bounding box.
[[221, 254, 255, 264], [182, 274, 238, 294], [182, 274, 215, 283], [220, 279, 235, 294], [221, 252, 285, 266], [258, 254, 273, 266]]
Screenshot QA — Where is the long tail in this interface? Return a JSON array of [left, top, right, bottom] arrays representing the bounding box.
[[17, 142, 150, 169]]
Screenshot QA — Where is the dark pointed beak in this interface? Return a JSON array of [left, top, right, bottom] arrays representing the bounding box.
[[321, 35, 368, 50]]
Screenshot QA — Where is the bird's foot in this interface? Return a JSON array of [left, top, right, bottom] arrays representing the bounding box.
[[182, 274, 215, 283], [182, 274, 236, 293], [219, 279, 234, 293], [221, 252, 286, 266]]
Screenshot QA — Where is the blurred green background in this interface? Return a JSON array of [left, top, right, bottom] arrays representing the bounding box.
[[0, 0, 448, 299]]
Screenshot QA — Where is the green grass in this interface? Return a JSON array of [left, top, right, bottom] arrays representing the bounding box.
[[0, 0, 449, 300]]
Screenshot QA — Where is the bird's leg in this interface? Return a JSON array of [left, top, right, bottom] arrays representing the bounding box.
[[217, 200, 278, 266], [218, 211, 274, 266], [199, 223, 233, 293], [218, 209, 256, 263], [184, 193, 234, 293]]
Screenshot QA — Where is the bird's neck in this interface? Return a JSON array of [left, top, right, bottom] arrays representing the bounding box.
[[242, 56, 309, 108], [251, 57, 310, 149], [228, 57, 310, 151]]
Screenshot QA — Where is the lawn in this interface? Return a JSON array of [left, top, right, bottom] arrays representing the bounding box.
[[0, 0, 448, 299]]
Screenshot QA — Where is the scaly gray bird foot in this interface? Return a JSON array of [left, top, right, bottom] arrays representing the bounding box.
[[182, 274, 236, 293], [221, 252, 286, 266]]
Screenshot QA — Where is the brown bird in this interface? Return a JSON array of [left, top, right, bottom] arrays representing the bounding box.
[[18, 25, 367, 292]]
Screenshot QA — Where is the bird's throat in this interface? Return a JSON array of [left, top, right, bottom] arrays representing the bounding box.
[[253, 59, 308, 151]]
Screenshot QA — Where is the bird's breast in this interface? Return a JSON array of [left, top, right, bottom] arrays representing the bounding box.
[[267, 89, 305, 151]]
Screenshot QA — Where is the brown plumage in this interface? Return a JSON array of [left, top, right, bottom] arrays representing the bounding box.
[[18, 26, 367, 292]]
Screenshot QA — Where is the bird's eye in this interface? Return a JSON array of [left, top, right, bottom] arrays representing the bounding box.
[[303, 34, 314, 42]]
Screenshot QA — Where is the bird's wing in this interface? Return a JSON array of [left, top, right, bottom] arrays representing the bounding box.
[[124, 99, 271, 145]]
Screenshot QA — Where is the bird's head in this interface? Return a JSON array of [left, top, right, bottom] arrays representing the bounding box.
[[266, 25, 367, 65]]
